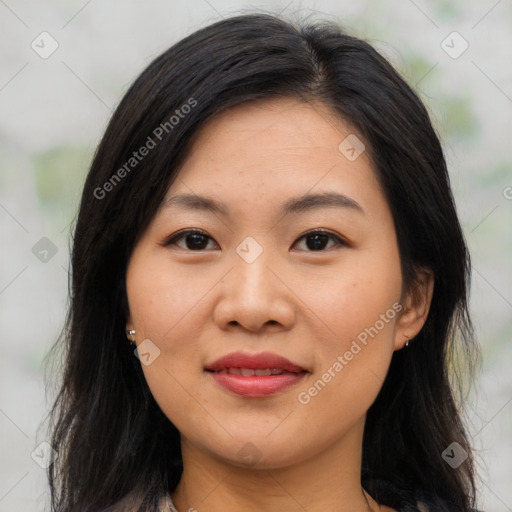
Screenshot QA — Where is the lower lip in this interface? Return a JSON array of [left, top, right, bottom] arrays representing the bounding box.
[[208, 371, 307, 397]]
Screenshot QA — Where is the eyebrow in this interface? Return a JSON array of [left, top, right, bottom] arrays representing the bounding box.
[[162, 191, 364, 218]]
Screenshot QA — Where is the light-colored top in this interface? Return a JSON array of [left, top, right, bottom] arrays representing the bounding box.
[[161, 494, 434, 511]]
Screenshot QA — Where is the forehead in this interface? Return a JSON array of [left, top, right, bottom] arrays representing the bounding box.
[[185, 97, 365, 164], [164, 98, 383, 218]]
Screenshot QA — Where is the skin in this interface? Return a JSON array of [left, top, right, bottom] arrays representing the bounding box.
[[125, 98, 434, 512]]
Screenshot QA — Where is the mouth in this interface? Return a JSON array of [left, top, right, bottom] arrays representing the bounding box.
[[205, 351, 308, 397], [210, 367, 299, 376]]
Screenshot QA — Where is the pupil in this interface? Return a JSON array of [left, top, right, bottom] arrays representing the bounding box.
[[307, 234, 327, 250], [187, 234, 207, 250]]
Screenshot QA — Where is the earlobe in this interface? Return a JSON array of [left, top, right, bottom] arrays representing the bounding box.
[[394, 268, 434, 350]]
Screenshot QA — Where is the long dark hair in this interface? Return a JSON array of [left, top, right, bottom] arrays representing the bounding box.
[[47, 13, 480, 511]]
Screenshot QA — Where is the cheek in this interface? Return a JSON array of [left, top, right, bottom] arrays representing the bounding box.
[[293, 273, 401, 439], [126, 254, 218, 344], [296, 252, 402, 421], [126, 254, 219, 422], [306, 254, 402, 354]]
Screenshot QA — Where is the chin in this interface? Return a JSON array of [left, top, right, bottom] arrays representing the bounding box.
[[203, 432, 316, 471]]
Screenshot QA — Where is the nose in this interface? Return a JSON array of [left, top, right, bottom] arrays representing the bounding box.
[[213, 247, 296, 334]]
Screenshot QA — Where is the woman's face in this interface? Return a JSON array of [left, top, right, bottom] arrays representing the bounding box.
[[125, 98, 423, 468]]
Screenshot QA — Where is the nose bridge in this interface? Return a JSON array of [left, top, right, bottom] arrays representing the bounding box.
[[232, 236, 273, 297], [214, 237, 295, 332]]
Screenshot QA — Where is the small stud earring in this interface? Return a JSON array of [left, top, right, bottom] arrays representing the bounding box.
[[127, 329, 136, 345], [405, 335, 410, 347]]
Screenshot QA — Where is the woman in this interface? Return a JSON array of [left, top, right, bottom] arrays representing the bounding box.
[[47, 13, 481, 512]]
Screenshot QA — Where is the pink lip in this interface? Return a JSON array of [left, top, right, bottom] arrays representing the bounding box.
[[205, 351, 308, 398]]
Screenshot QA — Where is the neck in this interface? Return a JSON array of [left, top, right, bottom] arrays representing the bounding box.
[[171, 416, 381, 512]]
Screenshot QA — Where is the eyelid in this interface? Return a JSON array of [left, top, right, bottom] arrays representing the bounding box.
[[162, 228, 349, 251]]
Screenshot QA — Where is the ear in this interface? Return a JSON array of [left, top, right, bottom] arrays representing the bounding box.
[[394, 267, 434, 350]]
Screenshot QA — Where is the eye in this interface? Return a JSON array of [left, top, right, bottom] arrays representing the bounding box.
[[162, 229, 348, 252], [163, 229, 219, 251], [292, 230, 348, 252]]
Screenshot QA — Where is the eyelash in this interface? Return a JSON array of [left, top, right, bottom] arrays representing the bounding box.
[[162, 229, 349, 252]]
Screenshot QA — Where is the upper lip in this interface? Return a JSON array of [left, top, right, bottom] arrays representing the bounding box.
[[205, 351, 307, 373]]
